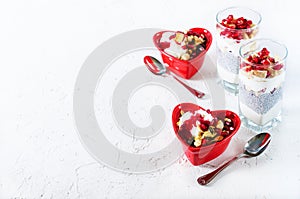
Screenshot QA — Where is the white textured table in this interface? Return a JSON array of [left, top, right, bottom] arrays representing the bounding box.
[[1, 0, 300, 198]]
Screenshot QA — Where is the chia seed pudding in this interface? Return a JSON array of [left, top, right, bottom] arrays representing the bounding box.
[[216, 39, 243, 84], [238, 45, 287, 127], [239, 85, 283, 115], [217, 47, 239, 74]]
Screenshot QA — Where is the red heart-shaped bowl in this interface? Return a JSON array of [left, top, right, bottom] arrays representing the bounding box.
[[153, 28, 212, 79], [172, 103, 241, 166]]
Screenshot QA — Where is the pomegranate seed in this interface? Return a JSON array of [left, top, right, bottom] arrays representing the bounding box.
[[231, 32, 239, 38], [237, 24, 246, 29], [253, 57, 259, 63], [245, 67, 252, 72], [273, 64, 283, 70], [201, 120, 211, 126], [256, 65, 267, 70], [261, 59, 270, 65], [221, 130, 230, 137], [159, 42, 170, 49], [169, 35, 176, 40], [227, 14, 234, 21], [268, 57, 275, 63], [200, 123, 208, 131], [236, 18, 244, 25], [247, 55, 253, 62], [246, 20, 253, 26], [262, 48, 270, 55]]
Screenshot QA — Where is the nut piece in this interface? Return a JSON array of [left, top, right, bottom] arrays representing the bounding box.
[[187, 35, 194, 42], [202, 130, 215, 138], [180, 53, 190, 60], [214, 135, 224, 142], [252, 70, 267, 78], [194, 135, 202, 141], [194, 139, 202, 147], [224, 118, 231, 122], [269, 68, 281, 78], [175, 32, 185, 43], [243, 32, 250, 40], [216, 120, 224, 129], [194, 36, 204, 45]]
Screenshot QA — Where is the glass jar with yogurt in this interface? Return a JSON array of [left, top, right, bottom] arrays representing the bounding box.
[[216, 7, 261, 93], [238, 39, 288, 132]]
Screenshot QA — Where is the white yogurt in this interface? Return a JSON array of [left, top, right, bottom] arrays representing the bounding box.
[[216, 36, 241, 56], [239, 101, 282, 125], [178, 110, 214, 136], [177, 111, 193, 127], [239, 69, 285, 93], [164, 41, 186, 58], [217, 63, 239, 84]]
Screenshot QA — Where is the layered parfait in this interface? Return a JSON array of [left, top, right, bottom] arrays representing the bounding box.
[[216, 7, 261, 88], [239, 40, 287, 130]]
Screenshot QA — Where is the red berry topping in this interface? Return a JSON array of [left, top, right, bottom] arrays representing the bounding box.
[[217, 15, 257, 40], [261, 59, 270, 65], [221, 130, 230, 137], [200, 123, 209, 131], [158, 42, 170, 50], [273, 64, 283, 70], [242, 47, 284, 78], [221, 15, 253, 29]]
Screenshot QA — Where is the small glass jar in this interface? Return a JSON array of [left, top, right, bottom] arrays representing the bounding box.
[[216, 7, 261, 93], [238, 39, 288, 132]]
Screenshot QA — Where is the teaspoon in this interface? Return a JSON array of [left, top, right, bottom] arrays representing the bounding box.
[[197, 132, 271, 185], [144, 56, 205, 98]]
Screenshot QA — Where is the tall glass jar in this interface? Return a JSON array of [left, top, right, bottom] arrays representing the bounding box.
[[238, 39, 288, 132], [216, 7, 261, 93]]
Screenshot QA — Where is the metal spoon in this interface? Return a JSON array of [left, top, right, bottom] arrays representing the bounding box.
[[197, 132, 271, 185], [143, 56, 205, 98]]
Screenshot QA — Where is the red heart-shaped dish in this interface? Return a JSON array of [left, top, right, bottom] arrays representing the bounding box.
[[172, 103, 241, 166], [153, 28, 212, 79]]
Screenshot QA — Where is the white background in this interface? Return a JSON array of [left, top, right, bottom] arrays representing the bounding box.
[[1, 0, 300, 198]]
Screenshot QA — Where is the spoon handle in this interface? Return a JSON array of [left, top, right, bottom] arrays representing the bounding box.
[[197, 156, 240, 185], [172, 76, 205, 98]]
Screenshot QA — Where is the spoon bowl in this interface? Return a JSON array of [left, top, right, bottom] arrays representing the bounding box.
[[144, 56, 167, 75], [244, 132, 271, 157], [197, 132, 271, 185]]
